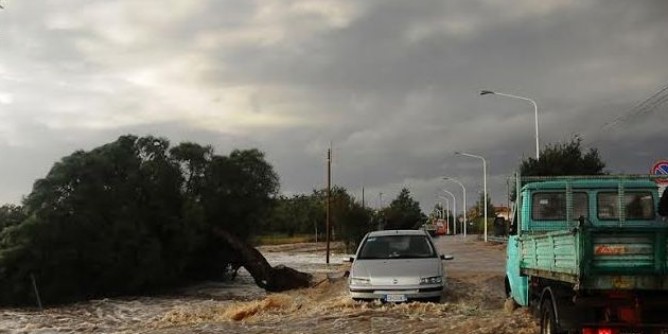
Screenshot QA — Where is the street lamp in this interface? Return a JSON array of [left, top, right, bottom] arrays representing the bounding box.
[[480, 90, 540, 159], [455, 151, 488, 242], [443, 177, 467, 237], [441, 189, 457, 235]]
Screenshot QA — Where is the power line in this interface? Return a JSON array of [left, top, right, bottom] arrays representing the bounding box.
[[588, 82, 668, 145], [600, 83, 668, 131]]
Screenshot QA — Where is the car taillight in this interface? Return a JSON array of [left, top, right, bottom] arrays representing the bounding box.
[[582, 328, 614, 334]]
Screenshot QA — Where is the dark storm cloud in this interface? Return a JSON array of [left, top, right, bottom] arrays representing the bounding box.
[[1, 0, 667, 212]]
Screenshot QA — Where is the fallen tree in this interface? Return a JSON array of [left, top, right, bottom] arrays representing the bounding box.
[[0, 135, 311, 306], [214, 228, 312, 291]]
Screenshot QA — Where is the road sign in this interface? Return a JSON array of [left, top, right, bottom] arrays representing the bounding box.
[[651, 160, 668, 188]]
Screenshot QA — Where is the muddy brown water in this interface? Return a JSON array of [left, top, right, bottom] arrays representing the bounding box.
[[0, 236, 538, 334]]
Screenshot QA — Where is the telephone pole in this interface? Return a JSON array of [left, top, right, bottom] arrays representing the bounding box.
[[362, 187, 365, 208], [325, 148, 332, 264]]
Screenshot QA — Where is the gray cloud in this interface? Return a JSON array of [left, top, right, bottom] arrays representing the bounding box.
[[1, 0, 667, 213]]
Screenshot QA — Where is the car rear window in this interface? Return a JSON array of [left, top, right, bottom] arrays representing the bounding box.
[[358, 235, 436, 259]]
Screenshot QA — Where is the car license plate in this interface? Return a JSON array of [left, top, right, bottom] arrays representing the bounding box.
[[385, 294, 407, 302]]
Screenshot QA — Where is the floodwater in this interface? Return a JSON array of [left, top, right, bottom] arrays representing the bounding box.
[[0, 238, 538, 334]]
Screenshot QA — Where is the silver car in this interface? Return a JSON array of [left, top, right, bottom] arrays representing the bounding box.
[[348, 229, 453, 303]]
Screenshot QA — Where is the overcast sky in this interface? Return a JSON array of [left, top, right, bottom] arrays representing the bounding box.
[[1, 0, 667, 214]]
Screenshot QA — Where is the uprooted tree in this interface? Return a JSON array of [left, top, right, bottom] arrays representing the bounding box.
[[0, 135, 310, 306]]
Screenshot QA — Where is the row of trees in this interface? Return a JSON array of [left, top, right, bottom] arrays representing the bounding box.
[[264, 187, 425, 252]]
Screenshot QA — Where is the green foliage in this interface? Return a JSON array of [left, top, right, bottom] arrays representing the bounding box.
[[464, 193, 495, 234], [267, 194, 324, 237], [520, 136, 606, 176], [0, 205, 26, 232], [264, 187, 373, 253], [476, 193, 496, 218], [0, 135, 279, 306], [328, 188, 373, 253], [200, 149, 279, 239], [383, 188, 423, 230]]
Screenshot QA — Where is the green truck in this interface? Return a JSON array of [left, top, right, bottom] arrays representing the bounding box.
[[505, 175, 668, 334]]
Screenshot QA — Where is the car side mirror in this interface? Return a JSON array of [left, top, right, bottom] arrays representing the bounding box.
[[348, 257, 355, 263], [440, 255, 454, 261]]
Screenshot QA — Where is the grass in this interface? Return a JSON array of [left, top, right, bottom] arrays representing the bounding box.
[[253, 234, 315, 246]]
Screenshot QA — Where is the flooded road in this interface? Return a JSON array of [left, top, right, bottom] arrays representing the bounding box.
[[0, 236, 538, 334]]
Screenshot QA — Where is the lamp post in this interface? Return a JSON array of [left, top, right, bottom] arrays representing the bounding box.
[[455, 152, 488, 242], [480, 90, 540, 159], [441, 189, 457, 235], [443, 177, 467, 237]]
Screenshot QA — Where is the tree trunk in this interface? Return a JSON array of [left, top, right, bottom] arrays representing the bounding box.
[[212, 228, 312, 292]]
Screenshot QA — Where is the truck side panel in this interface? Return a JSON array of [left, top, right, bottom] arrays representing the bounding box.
[[520, 230, 580, 282], [520, 227, 668, 290]]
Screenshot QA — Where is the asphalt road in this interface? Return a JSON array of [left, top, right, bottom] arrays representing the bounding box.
[[432, 234, 507, 274]]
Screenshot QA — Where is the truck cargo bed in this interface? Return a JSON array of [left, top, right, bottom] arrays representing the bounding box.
[[520, 227, 668, 290]]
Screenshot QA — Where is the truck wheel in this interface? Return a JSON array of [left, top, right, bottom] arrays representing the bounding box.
[[540, 299, 558, 334]]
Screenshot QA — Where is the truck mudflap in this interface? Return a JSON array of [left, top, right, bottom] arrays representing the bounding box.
[[580, 323, 668, 334]]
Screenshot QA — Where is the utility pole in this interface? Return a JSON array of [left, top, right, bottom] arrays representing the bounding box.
[[378, 192, 384, 230], [326, 148, 332, 264], [362, 187, 365, 208]]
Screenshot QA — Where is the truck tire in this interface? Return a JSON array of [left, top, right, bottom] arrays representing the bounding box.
[[540, 298, 558, 334]]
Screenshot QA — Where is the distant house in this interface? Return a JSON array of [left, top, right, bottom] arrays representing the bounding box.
[[495, 206, 511, 221], [493, 205, 511, 236]]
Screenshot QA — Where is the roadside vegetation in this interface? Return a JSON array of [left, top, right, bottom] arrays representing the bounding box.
[[0, 135, 280, 306], [519, 136, 606, 176], [0, 135, 427, 306], [264, 186, 425, 252]]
